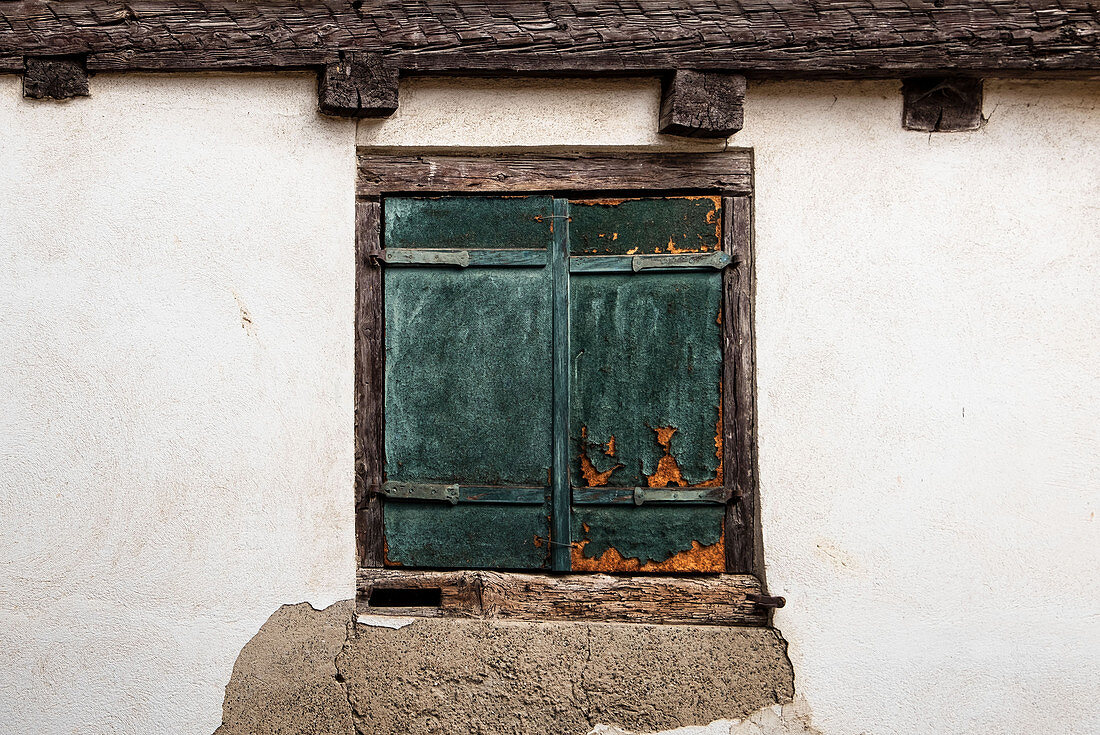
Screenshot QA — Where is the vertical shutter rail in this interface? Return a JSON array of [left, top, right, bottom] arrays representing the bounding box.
[[551, 198, 572, 572]]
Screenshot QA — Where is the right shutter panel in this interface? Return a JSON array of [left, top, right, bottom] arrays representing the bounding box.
[[567, 196, 729, 573]]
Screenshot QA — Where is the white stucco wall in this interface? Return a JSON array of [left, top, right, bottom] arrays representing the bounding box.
[[740, 80, 1100, 735], [2, 73, 1097, 734], [0, 73, 357, 733]]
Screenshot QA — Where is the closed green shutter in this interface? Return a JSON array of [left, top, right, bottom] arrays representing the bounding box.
[[381, 195, 729, 572], [382, 196, 554, 569], [567, 197, 726, 572]]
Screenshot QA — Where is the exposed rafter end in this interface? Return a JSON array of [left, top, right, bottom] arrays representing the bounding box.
[[659, 70, 746, 139], [318, 51, 398, 119], [902, 77, 984, 132], [23, 56, 89, 100]]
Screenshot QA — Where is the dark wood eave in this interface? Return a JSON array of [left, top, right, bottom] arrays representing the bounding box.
[[1, 1, 1098, 77]]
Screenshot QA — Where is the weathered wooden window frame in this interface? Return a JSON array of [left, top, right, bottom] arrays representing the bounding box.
[[355, 151, 772, 626]]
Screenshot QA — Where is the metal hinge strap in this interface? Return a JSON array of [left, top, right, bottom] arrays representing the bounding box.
[[382, 248, 548, 268], [568, 251, 731, 273], [632, 251, 731, 272], [380, 481, 459, 505], [571, 486, 731, 505], [633, 486, 727, 504]]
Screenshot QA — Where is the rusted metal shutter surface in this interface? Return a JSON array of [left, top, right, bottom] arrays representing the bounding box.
[[380, 195, 727, 573], [568, 197, 726, 572]]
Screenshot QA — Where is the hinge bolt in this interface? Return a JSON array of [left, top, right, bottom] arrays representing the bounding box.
[[747, 593, 786, 609]]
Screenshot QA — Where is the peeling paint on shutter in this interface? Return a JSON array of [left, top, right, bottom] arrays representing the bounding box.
[[380, 194, 727, 573], [568, 198, 726, 573], [569, 196, 721, 255]]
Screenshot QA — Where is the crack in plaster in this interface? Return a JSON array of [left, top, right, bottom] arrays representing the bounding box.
[[335, 607, 358, 735], [572, 624, 597, 728]]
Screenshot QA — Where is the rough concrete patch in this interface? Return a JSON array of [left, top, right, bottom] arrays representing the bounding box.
[[215, 600, 355, 735], [337, 618, 795, 735]]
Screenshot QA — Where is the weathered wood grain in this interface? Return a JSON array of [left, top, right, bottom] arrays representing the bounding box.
[[902, 77, 984, 132], [356, 200, 384, 568], [1, 2, 1098, 76], [357, 152, 753, 197], [357, 568, 769, 626], [659, 71, 745, 138], [23, 56, 89, 99], [723, 196, 758, 575], [318, 51, 398, 118]]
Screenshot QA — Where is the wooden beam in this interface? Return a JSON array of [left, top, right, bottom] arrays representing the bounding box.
[[357, 568, 770, 626], [0, 2, 1097, 78], [660, 71, 745, 138], [902, 77, 984, 132], [355, 200, 384, 568], [319, 52, 398, 118], [723, 196, 760, 576], [23, 56, 89, 100], [357, 151, 753, 198]]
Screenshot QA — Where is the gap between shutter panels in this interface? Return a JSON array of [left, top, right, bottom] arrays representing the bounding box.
[[379, 195, 732, 573]]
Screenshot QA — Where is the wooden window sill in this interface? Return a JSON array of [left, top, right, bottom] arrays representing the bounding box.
[[357, 568, 773, 627]]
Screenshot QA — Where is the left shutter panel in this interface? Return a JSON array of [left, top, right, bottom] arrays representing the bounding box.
[[382, 196, 554, 569]]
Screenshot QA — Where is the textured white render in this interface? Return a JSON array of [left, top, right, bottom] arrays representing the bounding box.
[[738, 80, 1100, 735], [2, 72, 1099, 735], [356, 77, 721, 150], [0, 73, 357, 734]]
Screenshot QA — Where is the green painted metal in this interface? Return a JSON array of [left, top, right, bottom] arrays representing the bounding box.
[[382, 194, 727, 572], [572, 505, 725, 567], [385, 248, 548, 268], [568, 197, 721, 255], [384, 266, 553, 485], [569, 271, 723, 488], [550, 198, 572, 571], [568, 251, 730, 273], [385, 501, 551, 569], [384, 196, 554, 250]]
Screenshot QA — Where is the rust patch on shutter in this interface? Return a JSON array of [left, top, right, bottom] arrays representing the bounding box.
[[570, 529, 726, 573], [578, 425, 623, 487], [382, 538, 403, 567], [644, 408, 723, 489]]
